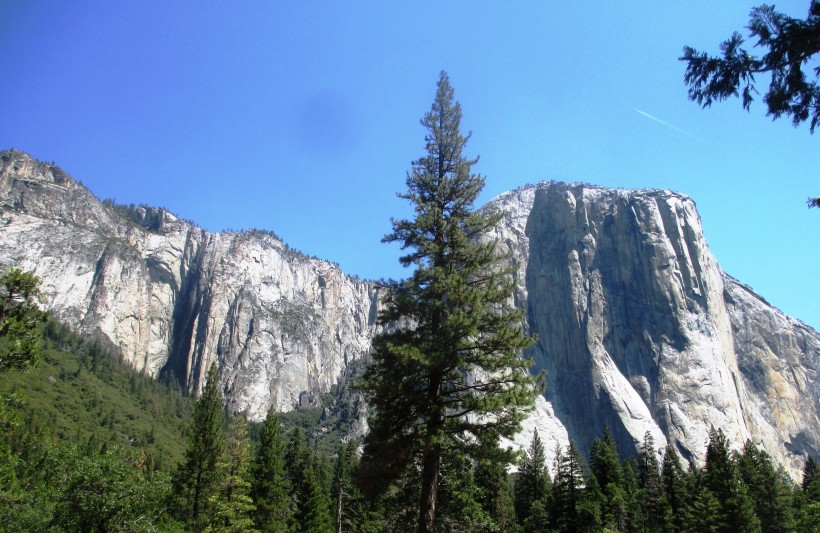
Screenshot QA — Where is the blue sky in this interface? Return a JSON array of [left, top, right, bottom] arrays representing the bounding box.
[[1, 1, 818, 330]]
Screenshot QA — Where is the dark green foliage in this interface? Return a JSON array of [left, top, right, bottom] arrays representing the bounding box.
[[0, 318, 194, 466], [286, 426, 310, 496], [475, 456, 518, 532], [0, 397, 180, 532], [687, 476, 723, 533], [703, 428, 761, 533], [661, 443, 690, 532], [303, 466, 334, 533], [588, 423, 627, 530], [434, 452, 493, 532], [332, 441, 369, 533], [359, 70, 539, 533], [796, 501, 820, 532], [736, 440, 794, 532], [681, 2, 820, 132], [285, 426, 335, 531], [637, 431, 664, 532], [175, 363, 226, 531], [802, 455, 819, 495], [0, 268, 46, 371], [590, 424, 622, 490], [49, 446, 174, 532], [515, 431, 551, 529], [251, 408, 293, 532], [619, 457, 643, 532], [551, 442, 585, 532]]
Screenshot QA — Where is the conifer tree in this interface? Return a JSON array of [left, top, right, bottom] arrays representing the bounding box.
[[358, 71, 539, 533], [736, 440, 794, 533], [475, 457, 518, 533], [175, 363, 226, 531], [551, 442, 585, 532], [250, 408, 292, 532], [0, 268, 46, 371], [660, 443, 689, 532], [514, 431, 550, 529], [703, 428, 760, 533], [588, 423, 626, 530], [303, 465, 333, 533], [619, 457, 643, 531], [434, 451, 493, 532], [688, 479, 723, 533], [637, 431, 663, 532], [286, 427, 309, 492], [206, 416, 258, 532], [589, 424, 621, 490], [332, 441, 358, 533], [802, 456, 819, 498]]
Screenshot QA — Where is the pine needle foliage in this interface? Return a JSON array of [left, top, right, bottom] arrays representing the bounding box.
[[175, 363, 226, 531], [358, 71, 540, 533], [250, 408, 293, 532]]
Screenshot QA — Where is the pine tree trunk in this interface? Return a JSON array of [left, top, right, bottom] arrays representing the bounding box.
[[335, 491, 343, 533], [418, 446, 440, 533]]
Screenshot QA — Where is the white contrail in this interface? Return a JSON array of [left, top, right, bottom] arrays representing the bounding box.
[[635, 109, 700, 140]]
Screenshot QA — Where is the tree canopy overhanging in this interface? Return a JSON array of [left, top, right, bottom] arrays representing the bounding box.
[[680, 2, 820, 131], [680, 2, 820, 208]]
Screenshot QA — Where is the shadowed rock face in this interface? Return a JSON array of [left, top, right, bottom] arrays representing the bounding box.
[[1, 150, 817, 478]]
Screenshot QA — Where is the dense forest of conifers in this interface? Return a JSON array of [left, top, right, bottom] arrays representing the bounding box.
[[1, 320, 819, 532]]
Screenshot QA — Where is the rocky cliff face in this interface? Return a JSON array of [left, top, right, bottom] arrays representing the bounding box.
[[1, 150, 817, 478], [486, 184, 820, 477], [0, 150, 380, 421]]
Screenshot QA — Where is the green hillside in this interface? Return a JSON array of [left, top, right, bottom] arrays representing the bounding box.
[[0, 320, 195, 470]]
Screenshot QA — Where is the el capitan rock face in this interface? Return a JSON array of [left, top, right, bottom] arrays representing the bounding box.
[[486, 184, 819, 476], [1, 149, 817, 478]]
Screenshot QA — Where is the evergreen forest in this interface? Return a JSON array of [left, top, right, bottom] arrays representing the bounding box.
[[0, 307, 818, 531]]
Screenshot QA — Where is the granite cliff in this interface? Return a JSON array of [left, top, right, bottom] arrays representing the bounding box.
[[1, 150, 817, 478], [486, 185, 819, 477], [0, 150, 380, 423]]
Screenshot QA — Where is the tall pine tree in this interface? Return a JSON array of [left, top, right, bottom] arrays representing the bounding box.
[[250, 408, 292, 532], [206, 416, 257, 532], [702, 427, 760, 533], [475, 456, 518, 533], [735, 440, 794, 533], [359, 71, 539, 533], [637, 431, 663, 532], [588, 423, 626, 530], [514, 431, 551, 529], [660, 443, 690, 532], [175, 363, 226, 531], [551, 442, 585, 532]]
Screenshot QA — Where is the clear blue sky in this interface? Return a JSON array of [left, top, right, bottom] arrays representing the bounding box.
[[1, 1, 817, 330]]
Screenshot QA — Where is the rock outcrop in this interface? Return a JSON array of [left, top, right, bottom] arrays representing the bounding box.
[[1, 150, 817, 478]]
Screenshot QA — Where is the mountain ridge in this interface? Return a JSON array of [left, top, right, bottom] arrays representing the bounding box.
[[1, 149, 817, 480]]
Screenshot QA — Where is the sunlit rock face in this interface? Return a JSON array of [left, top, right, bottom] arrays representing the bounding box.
[[1, 150, 817, 479], [486, 183, 819, 478], [0, 150, 381, 421]]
